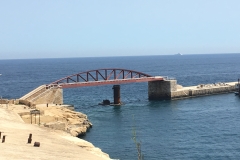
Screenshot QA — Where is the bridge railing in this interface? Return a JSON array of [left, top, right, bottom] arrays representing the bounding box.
[[162, 76, 176, 80], [46, 84, 62, 89]]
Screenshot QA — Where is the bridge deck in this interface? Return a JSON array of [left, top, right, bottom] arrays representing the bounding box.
[[54, 76, 164, 88]]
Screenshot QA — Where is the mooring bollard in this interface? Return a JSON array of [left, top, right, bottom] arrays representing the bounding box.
[[33, 142, 40, 147], [2, 135, 6, 143], [27, 133, 32, 144]]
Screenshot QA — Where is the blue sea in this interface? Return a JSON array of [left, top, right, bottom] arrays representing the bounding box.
[[0, 54, 240, 160]]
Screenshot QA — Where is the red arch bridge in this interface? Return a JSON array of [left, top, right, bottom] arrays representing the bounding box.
[[20, 68, 170, 104], [48, 68, 164, 88]]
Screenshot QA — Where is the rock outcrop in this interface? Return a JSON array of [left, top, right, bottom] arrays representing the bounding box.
[[19, 104, 93, 137], [0, 105, 110, 160]]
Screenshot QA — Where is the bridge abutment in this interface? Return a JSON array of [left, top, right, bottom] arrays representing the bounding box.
[[20, 86, 63, 105], [34, 88, 63, 104], [148, 80, 177, 100]]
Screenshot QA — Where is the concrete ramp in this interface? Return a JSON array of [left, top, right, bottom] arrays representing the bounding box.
[[20, 85, 47, 100], [20, 85, 63, 105]]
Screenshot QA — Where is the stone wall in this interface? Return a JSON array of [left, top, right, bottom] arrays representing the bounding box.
[[0, 99, 21, 105], [171, 84, 236, 99], [0, 99, 9, 104], [19, 99, 34, 107], [20, 85, 63, 105], [190, 85, 235, 97], [171, 89, 190, 99], [148, 80, 177, 100], [33, 88, 63, 104], [20, 85, 47, 101]]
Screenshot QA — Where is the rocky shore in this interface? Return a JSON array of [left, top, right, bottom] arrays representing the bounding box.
[[18, 104, 93, 137], [0, 102, 111, 160]]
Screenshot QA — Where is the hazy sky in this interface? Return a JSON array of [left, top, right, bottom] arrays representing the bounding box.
[[0, 0, 240, 59]]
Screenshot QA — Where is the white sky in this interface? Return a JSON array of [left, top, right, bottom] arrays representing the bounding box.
[[0, 0, 240, 59]]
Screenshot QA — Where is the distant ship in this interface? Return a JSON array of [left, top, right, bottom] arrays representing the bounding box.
[[175, 53, 182, 55]]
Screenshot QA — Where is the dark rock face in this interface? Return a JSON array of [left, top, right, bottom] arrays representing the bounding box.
[[102, 100, 110, 105]]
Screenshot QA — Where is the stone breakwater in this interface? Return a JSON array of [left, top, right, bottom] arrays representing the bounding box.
[[16, 104, 93, 137], [148, 80, 237, 100], [171, 82, 237, 99]]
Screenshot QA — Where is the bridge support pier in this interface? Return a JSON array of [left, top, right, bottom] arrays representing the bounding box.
[[112, 85, 121, 104], [148, 80, 177, 100]]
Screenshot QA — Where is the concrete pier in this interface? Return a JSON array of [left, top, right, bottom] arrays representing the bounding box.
[[148, 80, 237, 100], [172, 82, 236, 99], [148, 80, 177, 100]]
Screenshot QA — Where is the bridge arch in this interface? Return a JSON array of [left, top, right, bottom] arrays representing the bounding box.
[[49, 68, 163, 88]]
